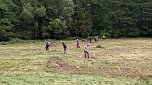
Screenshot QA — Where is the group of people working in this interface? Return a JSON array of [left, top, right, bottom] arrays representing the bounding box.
[[88, 36, 99, 43], [45, 35, 104, 58]]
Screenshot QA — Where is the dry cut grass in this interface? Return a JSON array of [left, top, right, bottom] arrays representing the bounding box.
[[0, 38, 152, 85]]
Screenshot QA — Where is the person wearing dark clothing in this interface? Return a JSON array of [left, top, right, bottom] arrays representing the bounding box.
[[89, 36, 92, 43], [45, 39, 49, 51], [76, 39, 80, 48], [62, 42, 67, 54], [94, 36, 97, 42]]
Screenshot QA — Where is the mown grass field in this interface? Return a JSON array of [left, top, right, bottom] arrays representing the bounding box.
[[0, 38, 152, 85]]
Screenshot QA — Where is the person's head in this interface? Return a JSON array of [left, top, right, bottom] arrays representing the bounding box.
[[87, 44, 89, 47], [62, 42, 64, 44]]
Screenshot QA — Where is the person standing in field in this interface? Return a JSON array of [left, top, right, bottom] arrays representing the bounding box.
[[94, 35, 98, 42], [102, 35, 105, 40], [87, 36, 90, 42], [89, 36, 92, 43], [45, 39, 49, 51], [76, 39, 80, 48], [84, 44, 89, 58], [62, 42, 67, 54], [97, 35, 99, 42], [94, 36, 97, 42]]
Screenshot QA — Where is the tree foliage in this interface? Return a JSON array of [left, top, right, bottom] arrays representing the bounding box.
[[0, 0, 152, 41]]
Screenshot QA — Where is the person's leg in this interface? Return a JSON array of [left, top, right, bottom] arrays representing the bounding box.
[[77, 43, 78, 48], [46, 46, 48, 50], [78, 43, 80, 48], [87, 52, 89, 58], [64, 48, 65, 54], [84, 51, 86, 58], [65, 49, 67, 54], [64, 48, 67, 54]]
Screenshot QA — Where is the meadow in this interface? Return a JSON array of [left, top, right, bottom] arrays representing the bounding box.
[[0, 38, 152, 85]]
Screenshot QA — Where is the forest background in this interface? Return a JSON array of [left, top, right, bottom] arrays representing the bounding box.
[[0, 0, 152, 41]]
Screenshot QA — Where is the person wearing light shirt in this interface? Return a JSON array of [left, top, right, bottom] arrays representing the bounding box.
[[84, 44, 89, 58], [76, 39, 80, 48]]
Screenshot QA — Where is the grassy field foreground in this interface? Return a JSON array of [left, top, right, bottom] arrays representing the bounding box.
[[0, 38, 152, 85]]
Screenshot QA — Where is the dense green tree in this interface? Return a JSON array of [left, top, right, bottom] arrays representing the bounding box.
[[0, 0, 152, 41], [0, 0, 19, 41], [71, 5, 92, 37]]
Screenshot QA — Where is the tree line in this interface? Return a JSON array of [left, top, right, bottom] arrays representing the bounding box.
[[0, 0, 152, 41]]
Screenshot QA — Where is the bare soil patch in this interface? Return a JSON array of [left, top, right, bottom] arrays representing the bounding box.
[[47, 56, 79, 73]]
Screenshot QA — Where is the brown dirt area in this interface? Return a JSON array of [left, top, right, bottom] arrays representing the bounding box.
[[47, 56, 79, 73]]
